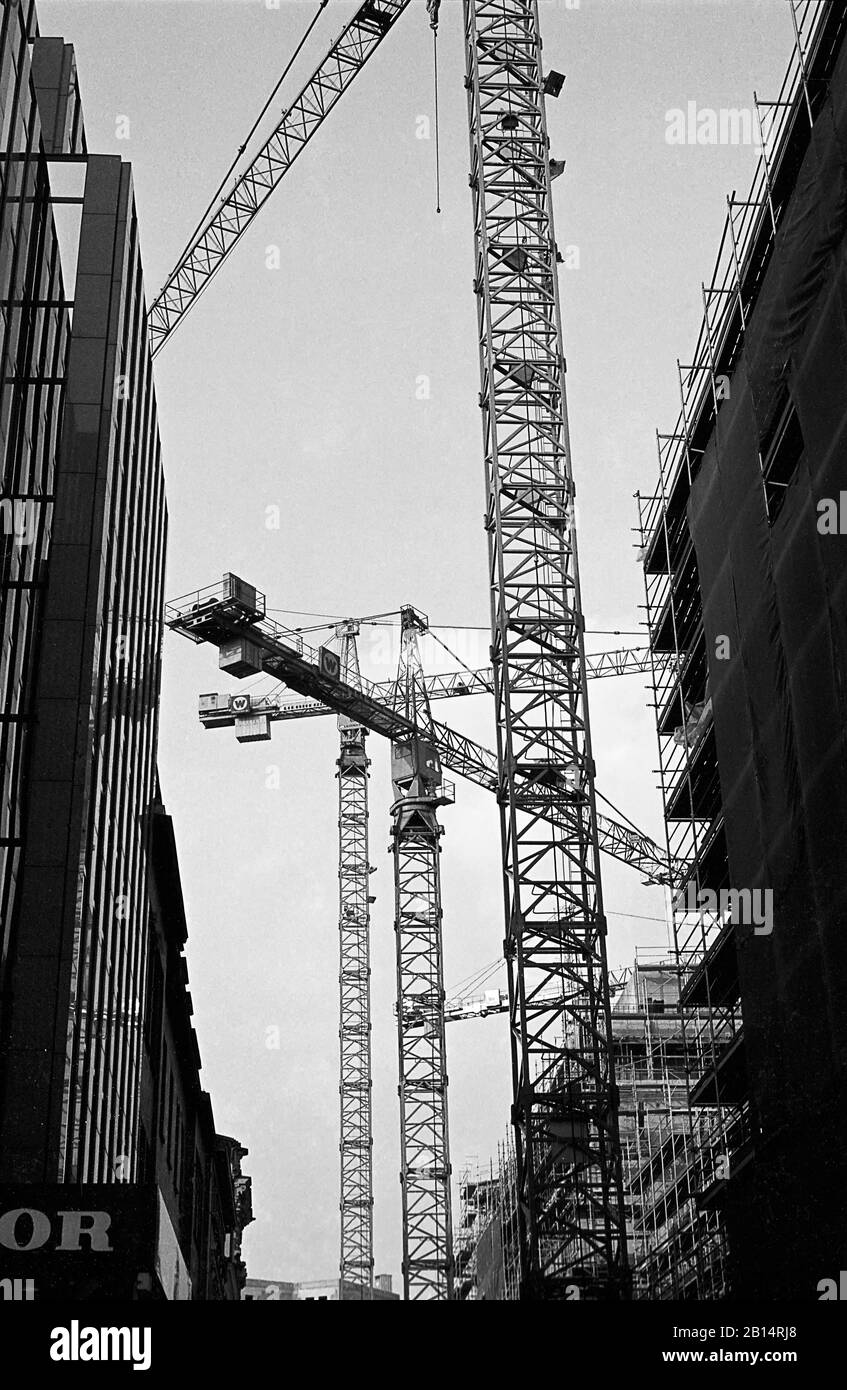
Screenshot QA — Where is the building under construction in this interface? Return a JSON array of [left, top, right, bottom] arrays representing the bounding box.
[[4, 0, 847, 1307], [456, 955, 725, 1301], [637, 0, 847, 1301], [156, 0, 847, 1300]]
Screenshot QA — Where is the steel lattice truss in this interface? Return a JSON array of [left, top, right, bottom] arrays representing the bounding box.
[[336, 625, 374, 1295], [173, 591, 676, 884], [463, 0, 628, 1297], [200, 681, 679, 885], [390, 611, 454, 1299], [210, 646, 662, 723], [391, 805, 453, 1300], [147, 0, 412, 355], [167, 582, 653, 1297]]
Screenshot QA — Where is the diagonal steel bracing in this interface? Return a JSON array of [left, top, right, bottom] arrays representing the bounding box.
[[211, 646, 663, 725], [463, 0, 629, 1297], [390, 607, 454, 1299], [336, 623, 374, 1296], [171, 589, 677, 884], [148, 0, 413, 355], [167, 576, 643, 1295]]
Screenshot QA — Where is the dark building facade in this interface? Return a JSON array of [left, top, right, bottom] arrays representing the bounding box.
[[0, 2, 166, 1187], [139, 798, 252, 1301], [0, 803, 253, 1301], [0, 3, 84, 1013], [0, 2, 251, 1299], [638, 0, 847, 1300]]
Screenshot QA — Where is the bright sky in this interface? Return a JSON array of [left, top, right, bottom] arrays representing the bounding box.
[[38, 0, 793, 1287]]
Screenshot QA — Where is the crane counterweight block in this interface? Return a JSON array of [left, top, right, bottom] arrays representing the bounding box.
[[219, 636, 265, 678]]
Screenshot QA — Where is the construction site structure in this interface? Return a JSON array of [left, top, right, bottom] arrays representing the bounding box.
[[195, 646, 663, 731], [612, 952, 723, 1299], [192, 598, 676, 888], [455, 1143, 520, 1301], [390, 607, 454, 1298], [166, 576, 672, 1295], [464, 0, 627, 1296], [454, 951, 724, 1300], [154, 0, 634, 1296], [635, 0, 844, 1300], [147, 0, 414, 355], [335, 623, 375, 1295]]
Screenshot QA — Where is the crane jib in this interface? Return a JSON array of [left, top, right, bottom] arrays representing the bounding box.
[[147, 0, 415, 354]]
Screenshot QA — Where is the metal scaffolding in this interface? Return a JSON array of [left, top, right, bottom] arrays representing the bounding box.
[[455, 1143, 520, 1301], [463, 0, 627, 1298], [634, 0, 836, 1302], [636, 426, 744, 1302], [612, 953, 717, 1300], [336, 622, 374, 1296], [390, 607, 454, 1299]]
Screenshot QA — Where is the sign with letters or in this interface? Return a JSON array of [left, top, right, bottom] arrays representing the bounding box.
[[0, 1184, 158, 1301]]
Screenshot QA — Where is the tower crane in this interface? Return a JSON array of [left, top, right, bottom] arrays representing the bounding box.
[[463, 0, 628, 1297], [148, 0, 414, 355], [335, 623, 375, 1296], [170, 578, 676, 887], [199, 644, 663, 730], [166, 573, 669, 1297], [400, 966, 631, 1028], [184, 587, 672, 1295], [176, 586, 461, 1297], [389, 607, 454, 1298], [152, 0, 639, 1296]]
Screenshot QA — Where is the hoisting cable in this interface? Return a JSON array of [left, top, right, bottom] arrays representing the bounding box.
[[427, 0, 442, 213], [162, 0, 330, 287], [449, 958, 505, 999], [428, 627, 494, 693]]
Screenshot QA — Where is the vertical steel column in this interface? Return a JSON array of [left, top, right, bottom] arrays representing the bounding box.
[[463, 0, 628, 1298], [337, 622, 374, 1296], [390, 608, 454, 1300]]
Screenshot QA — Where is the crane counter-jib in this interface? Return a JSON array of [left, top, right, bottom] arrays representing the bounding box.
[[165, 575, 454, 760]]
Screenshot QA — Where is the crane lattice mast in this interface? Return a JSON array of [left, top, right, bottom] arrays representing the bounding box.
[[463, 0, 629, 1296], [336, 622, 375, 1296], [390, 606, 454, 1300]]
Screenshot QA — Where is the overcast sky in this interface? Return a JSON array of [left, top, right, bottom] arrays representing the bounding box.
[[39, 0, 793, 1287]]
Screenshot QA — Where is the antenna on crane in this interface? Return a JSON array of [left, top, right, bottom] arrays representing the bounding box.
[[427, 0, 442, 214]]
